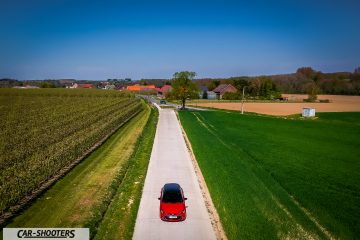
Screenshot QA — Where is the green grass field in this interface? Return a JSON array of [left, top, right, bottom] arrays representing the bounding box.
[[2, 103, 157, 239], [179, 110, 360, 240]]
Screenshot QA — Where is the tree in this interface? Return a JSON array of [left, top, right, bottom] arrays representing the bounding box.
[[248, 77, 280, 99], [207, 81, 217, 91], [232, 78, 249, 92], [169, 71, 198, 109], [40, 82, 56, 88], [297, 67, 315, 79], [202, 90, 208, 99], [306, 82, 319, 101]]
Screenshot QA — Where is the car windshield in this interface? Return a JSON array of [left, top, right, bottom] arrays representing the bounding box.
[[162, 190, 183, 203]]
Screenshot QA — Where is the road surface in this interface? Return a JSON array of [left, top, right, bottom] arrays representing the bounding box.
[[133, 108, 216, 240]]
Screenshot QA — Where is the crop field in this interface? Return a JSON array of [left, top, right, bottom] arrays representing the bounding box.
[[179, 110, 360, 239], [3, 103, 157, 240], [0, 88, 143, 217], [189, 95, 360, 115]]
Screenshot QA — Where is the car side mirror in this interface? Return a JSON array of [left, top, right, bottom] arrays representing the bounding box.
[[184, 198, 187, 200], [158, 197, 161, 200]]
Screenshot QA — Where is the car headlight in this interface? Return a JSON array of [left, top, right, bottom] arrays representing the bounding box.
[[182, 209, 186, 214], [160, 210, 164, 214]]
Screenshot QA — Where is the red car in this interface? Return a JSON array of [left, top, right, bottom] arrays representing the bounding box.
[[158, 183, 187, 221]]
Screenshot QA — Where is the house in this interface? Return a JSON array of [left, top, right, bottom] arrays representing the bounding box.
[[206, 91, 217, 99], [157, 85, 172, 97], [77, 84, 94, 89], [97, 81, 110, 89], [213, 84, 237, 99], [68, 83, 78, 88], [127, 84, 156, 91], [104, 85, 116, 90], [13, 85, 39, 89], [59, 79, 75, 88], [198, 85, 208, 99]]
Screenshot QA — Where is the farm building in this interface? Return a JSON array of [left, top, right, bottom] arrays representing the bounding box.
[[157, 85, 172, 97], [198, 85, 208, 99], [127, 84, 156, 91], [213, 84, 237, 99], [78, 84, 95, 88], [207, 91, 217, 99], [69, 83, 95, 89]]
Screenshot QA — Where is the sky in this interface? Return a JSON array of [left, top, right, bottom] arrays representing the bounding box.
[[1, 0, 359, 80]]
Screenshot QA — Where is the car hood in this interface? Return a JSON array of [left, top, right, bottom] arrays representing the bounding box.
[[160, 202, 185, 214]]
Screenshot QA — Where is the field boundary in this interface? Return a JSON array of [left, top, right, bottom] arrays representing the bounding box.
[[176, 111, 228, 240], [0, 107, 143, 226], [85, 104, 153, 238], [93, 106, 158, 239]]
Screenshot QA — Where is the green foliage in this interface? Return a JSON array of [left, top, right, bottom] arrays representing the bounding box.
[[248, 77, 280, 99], [231, 77, 249, 92], [202, 90, 208, 99], [207, 81, 217, 91], [222, 92, 241, 100], [179, 110, 360, 240], [306, 82, 319, 101], [169, 71, 198, 109], [0, 88, 143, 215], [40, 82, 56, 88], [94, 107, 158, 240]]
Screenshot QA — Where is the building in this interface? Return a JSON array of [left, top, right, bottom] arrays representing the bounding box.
[[127, 84, 156, 91], [77, 84, 94, 89], [198, 85, 208, 99], [213, 84, 237, 99], [157, 85, 172, 97], [302, 107, 316, 117], [206, 91, 217, 99], [13, 85, 39, 89]]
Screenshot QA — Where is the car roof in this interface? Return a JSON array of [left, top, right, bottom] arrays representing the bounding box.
[[163, 183, 181, 192]]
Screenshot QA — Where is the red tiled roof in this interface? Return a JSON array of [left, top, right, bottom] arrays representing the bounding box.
[[159, 85, 172, 93], [78, 84, 94, 88], [127, 84, 156, 91], [213, 84, 237, 94]]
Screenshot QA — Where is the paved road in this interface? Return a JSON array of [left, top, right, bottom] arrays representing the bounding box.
[[133, 108, 216, 240]]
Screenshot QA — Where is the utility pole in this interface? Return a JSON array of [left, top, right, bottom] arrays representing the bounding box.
[[241, 86, 246, 114]]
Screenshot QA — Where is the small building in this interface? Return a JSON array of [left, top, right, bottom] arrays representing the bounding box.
[[157, 85, 172, 97], [77, 84, 94, 89], [213, 84, 237, 99], [198, 85, 208, 99], [127, 84, 156, 91], [207, 91, 217, 99], [104, 84, 116, 90], [13, 85, 40, 89], [302, 107, 316, 117]]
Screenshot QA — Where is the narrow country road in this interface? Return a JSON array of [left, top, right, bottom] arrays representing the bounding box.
[[133, 108, 216, 240]]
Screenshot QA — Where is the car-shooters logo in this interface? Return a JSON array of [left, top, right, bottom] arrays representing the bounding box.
[[3, 228, 89, 240]]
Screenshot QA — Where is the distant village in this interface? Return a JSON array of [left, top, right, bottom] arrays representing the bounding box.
[[2, 66, 360, 98], [1, 78, 239, 100]]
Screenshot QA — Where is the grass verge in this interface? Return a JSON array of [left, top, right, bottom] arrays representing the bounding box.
[[93, 106, 158, 239], [178, 110, 360, 240]]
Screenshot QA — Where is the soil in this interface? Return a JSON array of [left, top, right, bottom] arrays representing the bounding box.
[[193, 95, 360, 116]]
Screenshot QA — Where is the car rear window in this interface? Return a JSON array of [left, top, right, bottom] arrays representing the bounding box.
[[162, 190, 183, 203]]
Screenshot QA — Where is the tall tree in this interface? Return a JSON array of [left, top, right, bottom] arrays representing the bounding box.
[[169, 71, 198, 109]]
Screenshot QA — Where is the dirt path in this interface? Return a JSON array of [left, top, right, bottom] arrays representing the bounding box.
[[193, 95, 360, 116]]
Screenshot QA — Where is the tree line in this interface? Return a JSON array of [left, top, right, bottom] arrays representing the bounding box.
[[1, 66, 359, 96], [194, 67, 360, 98]]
